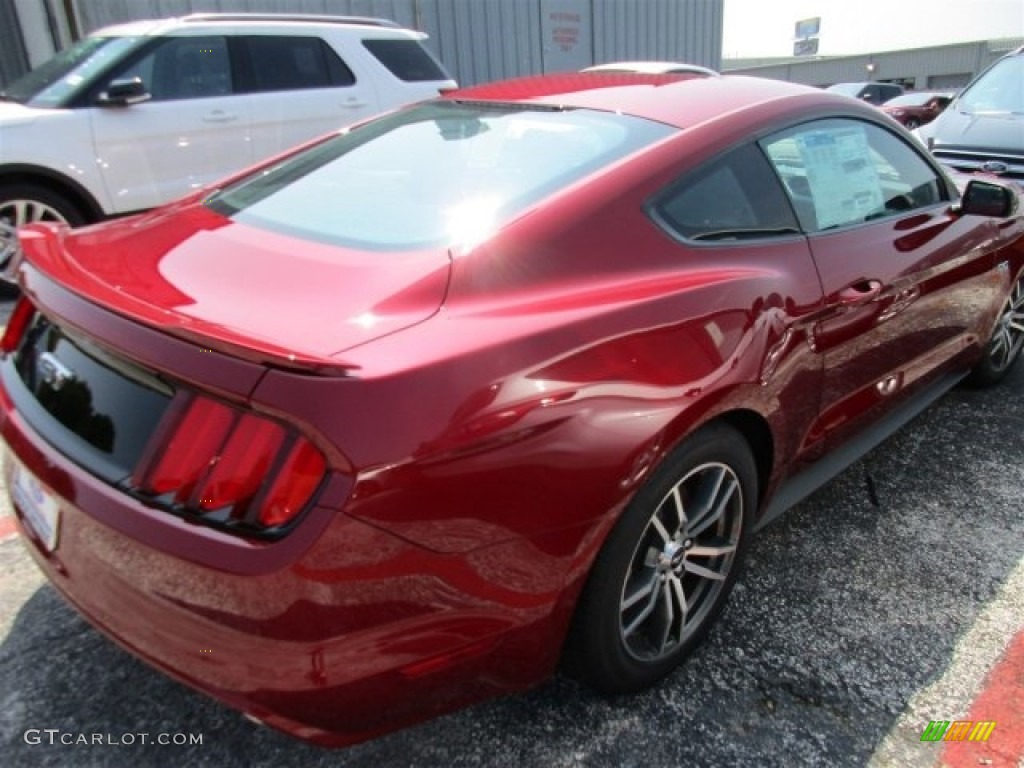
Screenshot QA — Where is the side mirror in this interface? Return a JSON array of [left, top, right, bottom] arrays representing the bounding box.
[[97, 77, 151, 107], [957, 179, 1019, 218]]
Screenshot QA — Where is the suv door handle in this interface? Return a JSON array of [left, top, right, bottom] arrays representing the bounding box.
[[202, 110, 238, 123], [837, 279, 883, 306], [340, 99, 368, 109]]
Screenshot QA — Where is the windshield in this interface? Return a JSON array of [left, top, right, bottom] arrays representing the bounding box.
[[208, 101, 674, 251], [0, 36, 142, 106], [957, 55, 1024, 115]]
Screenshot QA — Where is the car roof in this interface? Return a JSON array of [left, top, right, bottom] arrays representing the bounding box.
[[446, 73, 847, 131], [583, 61, 719, 77], [93, 12, 420, 38], [884, 90, 951, 100], [827, 81, 901, 89]]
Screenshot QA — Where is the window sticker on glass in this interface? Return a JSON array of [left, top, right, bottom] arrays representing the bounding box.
[[795, 126, 884, 229]]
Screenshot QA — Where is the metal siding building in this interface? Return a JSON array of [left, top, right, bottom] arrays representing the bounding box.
[[1, 0, 35, 85], [723, 38, 1023, 91], [590, 0, 722, 70], [1, 0, 724, 88]]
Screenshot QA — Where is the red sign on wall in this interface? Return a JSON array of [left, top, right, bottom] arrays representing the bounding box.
[[550, 11, 581, 52]]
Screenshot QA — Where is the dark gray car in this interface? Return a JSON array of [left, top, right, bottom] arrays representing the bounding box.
[[923, 46, 1024, 187]]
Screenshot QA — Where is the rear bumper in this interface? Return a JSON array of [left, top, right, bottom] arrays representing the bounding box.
[[0, 384, 564, 746]]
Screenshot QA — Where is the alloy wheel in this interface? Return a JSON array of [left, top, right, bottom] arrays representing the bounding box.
[[619, 461, 744, 662], [988, 275, 1024, 373], [0, 197, 70, 228]]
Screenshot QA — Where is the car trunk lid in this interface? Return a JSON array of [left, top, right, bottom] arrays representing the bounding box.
[[15, 203, 452, 371]]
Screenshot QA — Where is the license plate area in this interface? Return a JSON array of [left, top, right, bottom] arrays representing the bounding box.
[[10, 457, 61, 552]]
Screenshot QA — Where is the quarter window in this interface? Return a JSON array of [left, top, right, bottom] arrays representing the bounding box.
[[761, 119, 945, 233], [362, 39, 449, 82], [651, 143, 800, 242]]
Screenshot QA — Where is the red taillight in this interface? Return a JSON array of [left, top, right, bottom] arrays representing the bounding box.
[[134, 391, 326, 531], [195, 414, 284, 511], [135, 395, 235, 499], [1, 297, 35, 354], [259, 440, 327, 527]]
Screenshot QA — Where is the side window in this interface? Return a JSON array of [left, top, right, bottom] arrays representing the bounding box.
[[761, 119, 945, 233], [650, 143, 799, 242], [115, 37, 231, 101], [246, 36, 355, 91]]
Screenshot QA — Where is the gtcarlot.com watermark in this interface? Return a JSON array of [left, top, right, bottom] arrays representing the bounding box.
[[24, 729, 203, 746]]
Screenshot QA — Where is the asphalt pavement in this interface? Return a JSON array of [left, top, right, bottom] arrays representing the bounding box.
[[0, 293, 1021, 768]]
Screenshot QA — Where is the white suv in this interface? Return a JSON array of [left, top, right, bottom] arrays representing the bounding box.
[[0, 13, 455, 228]]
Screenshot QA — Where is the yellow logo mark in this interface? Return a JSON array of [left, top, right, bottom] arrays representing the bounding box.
[[967, 721, 997, 742]]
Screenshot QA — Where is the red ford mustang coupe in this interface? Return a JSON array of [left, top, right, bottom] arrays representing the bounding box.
[[1, 73, 1022, 746]]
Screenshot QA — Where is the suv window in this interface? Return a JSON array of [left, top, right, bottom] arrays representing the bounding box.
[[876, 84, 903, 103], [762, 119, 944, 232], [651, 143, 799, 241], [362, 39, 449, 82], [115, 36, 232, 101], [244, 36, 355, 91]]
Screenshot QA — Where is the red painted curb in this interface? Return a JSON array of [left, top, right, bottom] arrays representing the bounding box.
[[0, 513, 17, 540], [942, 629, 1024, 767]]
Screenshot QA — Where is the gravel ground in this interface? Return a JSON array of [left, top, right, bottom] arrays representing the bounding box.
[[0, 294, 1021, 768]]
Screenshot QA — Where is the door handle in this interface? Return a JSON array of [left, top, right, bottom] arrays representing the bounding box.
[[202, 110, 238, 123], [340, 99, 368, 109], [837, 279, 883, 306]]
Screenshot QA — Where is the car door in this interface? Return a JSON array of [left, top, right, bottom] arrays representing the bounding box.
[[761, 118, 1005, 453], [88, 35, 253, 213], [238, 35, 380, 162], [648, 142, 828, 469]]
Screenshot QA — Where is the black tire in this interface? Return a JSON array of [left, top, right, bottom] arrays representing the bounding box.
[[966, 269, 1024, 387], [0, 182, 88, 229], [904, 118, 920, 130], [564, 422, 756, 694]]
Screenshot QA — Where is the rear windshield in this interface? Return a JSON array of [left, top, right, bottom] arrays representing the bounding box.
[[362, 39, 450, 82], [207, 101, 673, 250]]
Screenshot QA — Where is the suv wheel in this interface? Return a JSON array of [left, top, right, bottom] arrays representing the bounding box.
[[0, 183, 87, 229]]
